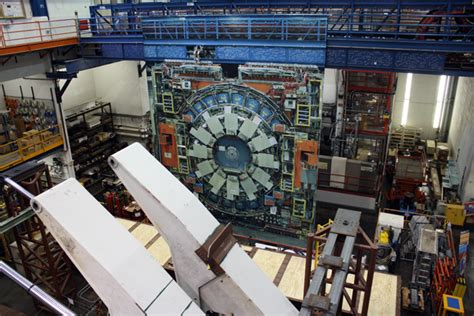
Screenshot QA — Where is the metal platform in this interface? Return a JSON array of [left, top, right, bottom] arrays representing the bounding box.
[[75, 0, 474, 75], [0, 19, 78, 57]]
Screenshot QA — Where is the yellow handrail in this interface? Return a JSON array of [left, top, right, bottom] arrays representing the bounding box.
[[314, 219, 333, 269], [0, 126, 63, 171]]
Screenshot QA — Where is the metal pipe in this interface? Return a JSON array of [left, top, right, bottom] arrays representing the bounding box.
[[4, 178, 35, 200], [0, 261, 76, 316]]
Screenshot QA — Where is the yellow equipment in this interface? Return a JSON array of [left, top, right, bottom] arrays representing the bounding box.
[[379, 228, 390, 245], [445, 204, 465, 226], [453, 278, 467, 298], [439, 294, 464, 316]]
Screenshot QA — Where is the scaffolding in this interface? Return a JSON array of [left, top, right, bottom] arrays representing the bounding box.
[[1, 161, 75, 311]]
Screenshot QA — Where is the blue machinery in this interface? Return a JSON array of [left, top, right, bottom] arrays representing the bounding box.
[[77, 0, 474, 75]]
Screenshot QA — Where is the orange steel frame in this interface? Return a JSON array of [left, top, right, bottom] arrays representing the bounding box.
[[158, 122, 179, 168], [0, 37, 78, 56], [294, 140, 318, 189]]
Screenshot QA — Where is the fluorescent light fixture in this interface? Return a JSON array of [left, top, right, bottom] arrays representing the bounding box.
[[433, 75, 448, 129], [401, 73, 413, 126], [438, 76, 451, 130]]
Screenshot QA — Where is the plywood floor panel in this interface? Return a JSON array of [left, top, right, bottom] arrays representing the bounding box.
[[117, 218, 135, 230], [252, 249, 285, 281], [277, 256, 306, 300], [148, 237, 172, 265], [130, 224, 158, 245]]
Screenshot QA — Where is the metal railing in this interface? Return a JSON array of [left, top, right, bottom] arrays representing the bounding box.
[[0, 19, 78, 49], [79, 9, 474, 48], [328, 11, 474, 42], [142, 15, 327, 43], [82, 15, 328, 45], [0, 126, 64, 171]]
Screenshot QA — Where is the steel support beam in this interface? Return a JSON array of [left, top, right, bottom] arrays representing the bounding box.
[[301, 209, 377, 316], [0, 207, 35, 234], [301, 209, 360, 315]]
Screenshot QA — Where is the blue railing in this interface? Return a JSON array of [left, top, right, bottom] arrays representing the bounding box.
[[141, 15, 327, 45], [80, 10, 474, 50], [328, 12, 474, 43]]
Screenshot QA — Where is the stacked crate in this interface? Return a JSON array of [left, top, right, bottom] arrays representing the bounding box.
[[389, 126, 422, 150]]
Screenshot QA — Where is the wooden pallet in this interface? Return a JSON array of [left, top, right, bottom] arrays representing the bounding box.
[[390, 126, 422, 149]]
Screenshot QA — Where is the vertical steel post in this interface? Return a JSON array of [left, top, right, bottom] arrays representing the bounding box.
[[304, 232, 314, 296]]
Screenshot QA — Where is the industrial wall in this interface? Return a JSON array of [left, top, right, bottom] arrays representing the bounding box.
[[0, 55, 51, 84], [392, 73, 442, 140], [58, 61, 149, 116], [92, 61, 149, 116], [46, 0, 92, 18], [1, 60, 150, 114], [449, 77, 474, 202], [60, 71, 97, 111], [0, 76, 56, 109]]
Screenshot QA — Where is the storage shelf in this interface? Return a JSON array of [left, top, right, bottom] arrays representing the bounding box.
[[67, 102, 119, 196]]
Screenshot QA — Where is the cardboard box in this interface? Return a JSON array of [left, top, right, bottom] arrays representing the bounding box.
[[40, 130, 54, 140], [436, 143, 449, 162], [426, 140, 436, 155], [19, 130, 42, 149], [14, 116, 25, 137], [95, 132, 110, 142]]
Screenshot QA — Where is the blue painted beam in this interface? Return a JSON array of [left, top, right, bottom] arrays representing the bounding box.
[[326, 48, 446, 72], [144, 39, 326, 49], [30, 0, 49, 17], [81, 36, 474, 54], [79, 6, 474, 75], [78, 41, 474, 76], [143, 44, 326, 65], [61, 58, 118, 74], [327, 38, 474, 53]]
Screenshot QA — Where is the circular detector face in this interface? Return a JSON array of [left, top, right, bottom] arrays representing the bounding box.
[[213, 135, 252, 172], [185, 84, 287, 216]]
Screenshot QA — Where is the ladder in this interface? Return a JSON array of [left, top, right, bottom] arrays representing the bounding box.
[[413, 253, 433, 288], [301, 209, 361, 315], [296, 104, 311, 127]]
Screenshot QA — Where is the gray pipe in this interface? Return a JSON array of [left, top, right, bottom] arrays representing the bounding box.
[[0, 261, 76, 315], [4, 178, 35, 200]]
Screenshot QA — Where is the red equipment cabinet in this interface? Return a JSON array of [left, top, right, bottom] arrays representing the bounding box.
[[344, 70, 396, 135]]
